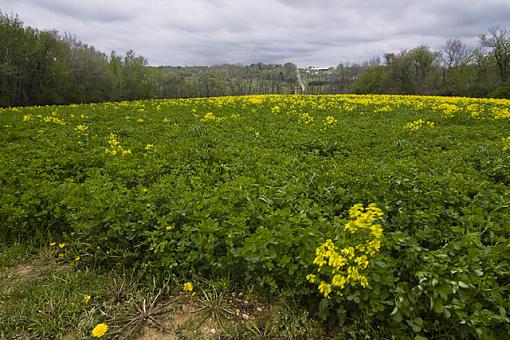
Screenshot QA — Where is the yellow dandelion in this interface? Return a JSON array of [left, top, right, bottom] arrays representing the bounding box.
[[59, 243, 65, 248], [83, 295, 91, 304], [183, 282, 193, 292], [91, 323, 108, 337]]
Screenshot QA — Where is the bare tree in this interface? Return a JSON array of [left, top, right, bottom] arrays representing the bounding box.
[[480, 27, 510, 83], [440, 38, 473, 70]]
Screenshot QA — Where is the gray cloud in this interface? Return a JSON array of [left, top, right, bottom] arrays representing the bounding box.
[[1, 0, 509, 66]]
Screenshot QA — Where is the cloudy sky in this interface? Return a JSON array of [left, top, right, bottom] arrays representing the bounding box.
[[1, 0, 510, 67]]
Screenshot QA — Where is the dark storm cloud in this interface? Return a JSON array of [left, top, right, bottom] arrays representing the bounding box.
[[1, 0, 509, 66]]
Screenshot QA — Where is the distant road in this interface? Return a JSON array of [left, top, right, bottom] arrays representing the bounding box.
[[296, 69, 305, 93]]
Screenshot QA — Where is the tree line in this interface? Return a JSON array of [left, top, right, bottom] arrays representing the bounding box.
[[352, 28, 510, 98], [0, 13, 152, 107], [1, 12, 509, 107]]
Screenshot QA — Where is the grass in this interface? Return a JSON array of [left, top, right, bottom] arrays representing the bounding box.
[[0, 244, 326, 339]]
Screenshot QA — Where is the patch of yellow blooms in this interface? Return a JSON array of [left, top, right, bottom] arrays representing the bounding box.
[[42, 115, 66, 125], [404, 119, 435, 130], [323, 115, 337, 128], [298, 112, 314, 125], [308, 203, 384, 298], [201, 112, 217, 122], [105, 133, 132, 156], [74, 124, 88, 133]]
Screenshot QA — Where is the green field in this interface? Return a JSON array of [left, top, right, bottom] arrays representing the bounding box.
[[1, 94, 510, 338]]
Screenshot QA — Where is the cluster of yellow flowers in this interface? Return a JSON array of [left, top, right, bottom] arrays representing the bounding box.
[[298, 112, 314, 125], [307, 203, 384, 298], [404, 119, 435, 130], [433, 103, 460, 118], [22, 111, 69, 125], [465, 104, 482, 118], [49, 241, 81, 261], [105, 133, 132, 156], [271, 105, 281, 114], [322, 115, 337, 128], [201, 112, 217, 122], [49, 241, 66, 258], [74, 124, 88, 133], [492, 107, 510, 119], [42, 115, 66, 125], [374, 105, 392, 113]]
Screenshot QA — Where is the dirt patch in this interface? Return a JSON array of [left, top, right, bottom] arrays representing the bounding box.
[[136, 291, 273, 339], [3, 263, 38, 280], [136, 297, 226, 339], [137, 326, 178, 340]]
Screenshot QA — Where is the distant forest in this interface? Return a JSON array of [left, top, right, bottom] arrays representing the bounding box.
[[1, 12, 509, 107]]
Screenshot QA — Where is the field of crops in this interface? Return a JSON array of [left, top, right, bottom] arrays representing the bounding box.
[[1, 94, 510, 337]]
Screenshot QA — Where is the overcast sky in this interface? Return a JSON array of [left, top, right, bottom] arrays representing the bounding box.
[[1, 0, 510, 67]]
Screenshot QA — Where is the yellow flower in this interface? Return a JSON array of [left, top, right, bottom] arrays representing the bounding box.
[[328, 252, 346, 271], [91, 323, 108, 337], [306, 274, 316, 283], [145, 144, 154, 151], [49, 242, 56, 247], [58, 253, 64, 258], [332, 274, 346, 288], [83, 295, 91, 304], [59, 243, 65, 248], [318, 281, 332, 298], [166, 225, 174, 231], [75, 256, 81, 261], [183, 282, 193, 292]]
